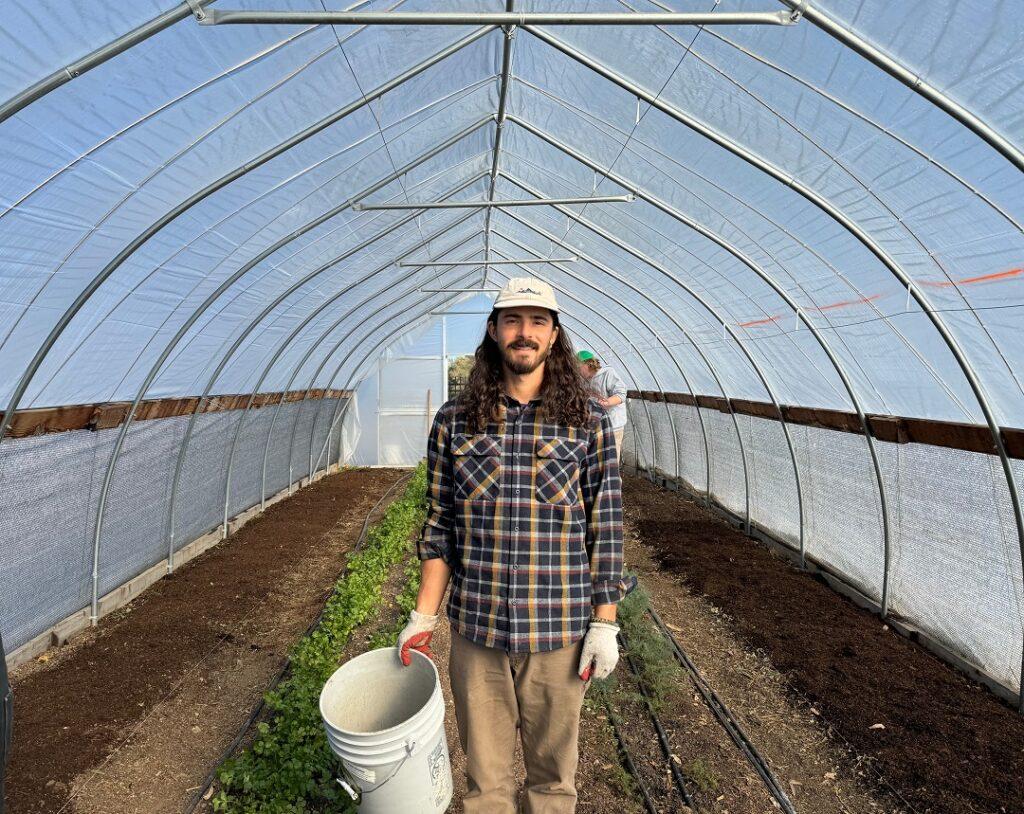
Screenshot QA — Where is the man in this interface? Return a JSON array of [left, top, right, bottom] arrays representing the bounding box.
[[578, 350, 628, 463], [397, 277, 624, 813]]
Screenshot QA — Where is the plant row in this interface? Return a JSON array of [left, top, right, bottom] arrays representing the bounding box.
[[214, 464, 427, 813]]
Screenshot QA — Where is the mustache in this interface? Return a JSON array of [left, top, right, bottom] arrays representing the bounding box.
[[508, 340, 539, 350]]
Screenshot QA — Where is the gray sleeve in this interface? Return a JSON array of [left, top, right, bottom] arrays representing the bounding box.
[[609, 368, 628, 400]]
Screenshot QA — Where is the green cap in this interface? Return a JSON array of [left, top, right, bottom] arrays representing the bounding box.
[[577, 350, 596, 362]]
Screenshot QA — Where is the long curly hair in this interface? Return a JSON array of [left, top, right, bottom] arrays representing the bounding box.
[[459, 309, 593, 433]]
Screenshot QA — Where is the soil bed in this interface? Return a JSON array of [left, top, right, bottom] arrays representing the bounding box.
[[621, 508, 902, 814], [625, 474, 1024, 814], [6, 467, 404, 814]]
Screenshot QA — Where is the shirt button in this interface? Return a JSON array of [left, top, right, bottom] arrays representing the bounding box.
[[512, 564, 519, 571], [514, 525, 519, 531], [510, 599, 517, 606]]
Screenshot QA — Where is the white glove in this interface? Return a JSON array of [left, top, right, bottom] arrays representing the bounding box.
[[397, 609, 439, 666], [577, 621, 620, 681]]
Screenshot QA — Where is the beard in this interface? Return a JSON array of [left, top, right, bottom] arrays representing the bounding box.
[[501, 339, 550, 375]]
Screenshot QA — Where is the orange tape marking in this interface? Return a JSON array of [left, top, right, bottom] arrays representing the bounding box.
[[920, 267, 1024, 288], [735, 267, 1021, 329]]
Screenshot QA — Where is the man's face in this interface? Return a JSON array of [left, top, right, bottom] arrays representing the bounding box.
[[579, 361, 595, 380], [488, 307, 558, 375]]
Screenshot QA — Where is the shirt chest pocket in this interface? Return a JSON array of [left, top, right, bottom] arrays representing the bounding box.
[[452, 434, 502, 501], [535, 437, 586, 506]]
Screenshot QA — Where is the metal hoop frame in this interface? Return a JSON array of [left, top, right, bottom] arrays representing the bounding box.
[[505, 118, 893, 599], [515, 30, 1024, 617], [165, 203, 483, 566]]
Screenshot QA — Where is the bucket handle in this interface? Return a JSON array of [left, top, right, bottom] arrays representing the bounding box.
[[336, 772, 361, 804], [337, 738, 418, 801]]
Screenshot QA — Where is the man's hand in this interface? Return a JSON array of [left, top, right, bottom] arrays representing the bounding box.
[[578, 621, 620, 681], [397, 609, 439, 666]]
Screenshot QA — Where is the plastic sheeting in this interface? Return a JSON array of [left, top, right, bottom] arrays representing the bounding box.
[[0, 1, 1022, 694], [0, 398, 343, 651], [1, 1, 1021, 420]]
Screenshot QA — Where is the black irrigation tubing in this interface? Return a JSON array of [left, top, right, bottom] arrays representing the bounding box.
[[183, 468, 416, 813], [355, 469, 417, 550], [630, 472, 921, 814], [617, 629, 699, 810], [604, 702, 659, 814], [647, 606, 798, 814]]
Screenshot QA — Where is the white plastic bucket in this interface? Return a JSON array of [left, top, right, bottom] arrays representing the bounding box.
[[320, 647, 452, 813]]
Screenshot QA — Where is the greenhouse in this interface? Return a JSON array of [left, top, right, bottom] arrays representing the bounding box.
[[1, 2, 1022, 812]]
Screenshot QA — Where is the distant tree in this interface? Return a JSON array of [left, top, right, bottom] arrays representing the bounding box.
[[447, 354, 475, 399]]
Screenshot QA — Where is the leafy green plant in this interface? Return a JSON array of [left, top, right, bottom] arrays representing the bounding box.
[[368, 553, 422, 650], [214, 464, 427, 813], [583, 581, 684, 814]]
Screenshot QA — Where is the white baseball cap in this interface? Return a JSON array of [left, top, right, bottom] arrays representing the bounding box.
[[493, 276, 560, 313]]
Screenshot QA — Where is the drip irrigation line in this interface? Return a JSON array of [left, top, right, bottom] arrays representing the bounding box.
[[647, 606, 797, 814], [184, 468, 415, 813], [635, 478, 921, 814], [618, 629, 698, 810], [355, 469, 416, 551], [603, 703, 659, 814]]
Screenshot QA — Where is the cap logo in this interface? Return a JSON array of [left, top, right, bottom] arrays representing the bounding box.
[[494, 276, 559, 313]]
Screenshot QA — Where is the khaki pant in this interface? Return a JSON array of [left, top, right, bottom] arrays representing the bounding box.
[[449, 632, 588, 813], [613, 427, 625, 464]]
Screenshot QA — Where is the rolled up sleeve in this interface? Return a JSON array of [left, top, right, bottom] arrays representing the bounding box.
[[581, 409, 624, 606], [609, 368, 627, 402], [417, 408, 454, 563]]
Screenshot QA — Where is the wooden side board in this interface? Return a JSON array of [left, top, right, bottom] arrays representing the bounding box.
[[1, 389, 352, 439], [627, 390, 1024, 459]]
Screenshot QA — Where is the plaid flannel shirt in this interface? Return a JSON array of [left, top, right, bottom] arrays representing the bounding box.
[[417, 393, 624, 653]]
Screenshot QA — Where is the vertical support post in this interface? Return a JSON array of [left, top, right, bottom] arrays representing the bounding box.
[[327, 417, 333, 473], [375, 360, 382, 464], [481, 2, 516, 288], [342, 403, 350, 470], [441, 314, 448, 404]]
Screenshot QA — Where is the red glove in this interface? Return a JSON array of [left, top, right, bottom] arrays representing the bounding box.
[[400, 631, 435, 666], [397, 610, 439, 666]]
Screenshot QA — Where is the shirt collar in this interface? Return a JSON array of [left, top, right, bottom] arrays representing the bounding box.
[[501, 391, 542, 408]]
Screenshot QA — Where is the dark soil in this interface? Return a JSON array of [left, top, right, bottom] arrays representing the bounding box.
[[6, 467, 404, 814], [625, 475, 1024, 814], [621, 508, 900, 814]]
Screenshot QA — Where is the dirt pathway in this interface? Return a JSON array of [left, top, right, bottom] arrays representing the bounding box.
[[6, 467, 405, 814]]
